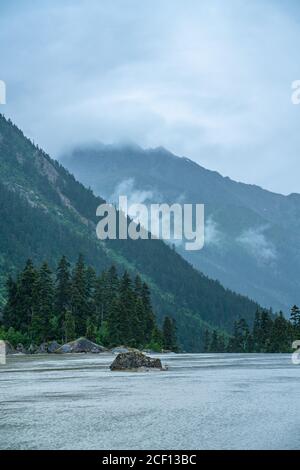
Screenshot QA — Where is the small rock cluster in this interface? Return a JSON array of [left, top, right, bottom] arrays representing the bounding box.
[[3, 338, 107, 355]]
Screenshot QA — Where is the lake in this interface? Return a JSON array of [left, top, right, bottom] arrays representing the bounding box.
[[0, 353, 299, 450]]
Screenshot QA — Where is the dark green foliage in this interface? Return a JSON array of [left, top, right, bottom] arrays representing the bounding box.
[[207, 309, 295, 353], [163, 316, 178, 352], [85, 315, 98, 342], [290, 305, 300, 337], [0, 257, 168, 350], [71, 254, 90, 335], [63, 311, 76, 343], [30, 262, 54, 343], [55, 256, 71, 334]]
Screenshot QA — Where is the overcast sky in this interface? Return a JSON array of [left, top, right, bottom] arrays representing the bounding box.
[[1, 0, 300, 194]]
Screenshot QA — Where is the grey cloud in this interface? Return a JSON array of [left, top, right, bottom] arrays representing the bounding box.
[[1, 0, 300, 194], [237, 227, 277, 265]]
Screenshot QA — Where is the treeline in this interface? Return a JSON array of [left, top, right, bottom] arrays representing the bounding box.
[[205, 306, 300, 353], [0, 255, 178, 351]]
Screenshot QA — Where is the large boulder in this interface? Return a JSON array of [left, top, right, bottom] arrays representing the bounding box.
[[55, 337, 107, 354], [3, 341, 15, 355], [37, 341, 61, 354], [28, 343, 39, 354], [47, 341, 61, 353], [16, 343, 27, 354], [110, 351, 165, 371]]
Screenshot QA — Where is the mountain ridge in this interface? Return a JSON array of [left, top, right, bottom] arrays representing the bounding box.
[[0, 114, 267, 350], [62, 142, 300, 313]]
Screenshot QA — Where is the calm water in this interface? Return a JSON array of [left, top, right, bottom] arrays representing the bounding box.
[[0, 353, 299, 450]]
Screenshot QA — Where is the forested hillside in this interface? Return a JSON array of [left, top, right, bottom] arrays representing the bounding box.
[[0, 114, 265, 351], [62, 143, 300, 314]]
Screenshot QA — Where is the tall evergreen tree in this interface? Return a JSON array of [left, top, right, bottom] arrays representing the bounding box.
[[228, 318, 251, 352], [203, 329, 210, 352], [107, 297, 123, 346], [96, 266, 119, 323], [163, 316, 178, 351], [2, 276, 19, 329], [71, 254, 89, 336], [118, 271, 136, 345], [268, 312, 291, 353], [55, 256, 71, 335], [210, 330, 219, 352], [85, 316, 98, 342], [141, 282, 155, 343], [290, 305, 300, 337], [31, 262, 54, 343], [17, 259, 38, 332], [63, 311, 76, 343]]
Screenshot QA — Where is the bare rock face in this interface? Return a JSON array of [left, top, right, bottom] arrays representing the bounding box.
[[55, 337, 107, 354], [110, 351, 164, 371]]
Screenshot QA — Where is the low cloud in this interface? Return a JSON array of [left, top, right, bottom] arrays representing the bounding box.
[[204, 216, 223, 247], [237, 227, 277, 264], [1, 0, 300, 194], [110, 178, 161, 206]]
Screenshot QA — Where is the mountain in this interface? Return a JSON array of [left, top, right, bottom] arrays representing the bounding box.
[[0, 114, 263, 351], [61, 143, 300, 314]]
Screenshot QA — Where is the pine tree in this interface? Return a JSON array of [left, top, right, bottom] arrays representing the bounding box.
[[290, 305, 300, 337], [2, 277, 19, 329], [118, 271, 136, 345], [210, 330, 219, 352], [217, 333, 226, 353], [55, 256, 71, 335], [141, 282, 155, 343], [260, 310, 273, 352], [252, 309, 262, 351], [163, 316, 178, 351], [148, 326, 163, 351], [85, 316, 98, 342], [107, 296, 123, 346], [268, 312, 291, 353], [96, 266, 119, 323], [132, 296, 146, 347], [31, 262, 54, 343], [229, 318, 251, 352], [71, 254, 89, 336], [203, 329, 210, 352], [63, 311, 76, 343], [17, 260, 38, 332], [94, 274, 105, 323]]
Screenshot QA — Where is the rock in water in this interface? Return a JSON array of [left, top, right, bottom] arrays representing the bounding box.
[[55, 337, 107, 354], [110, 351, 164, 371]]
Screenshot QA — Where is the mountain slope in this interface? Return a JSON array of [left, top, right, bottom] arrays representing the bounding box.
[[62, 143, 300, 313], [0, 115, 263, 351]]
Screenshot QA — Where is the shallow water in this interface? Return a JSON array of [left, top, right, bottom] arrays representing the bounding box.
[[0, 353, 299, 450]]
